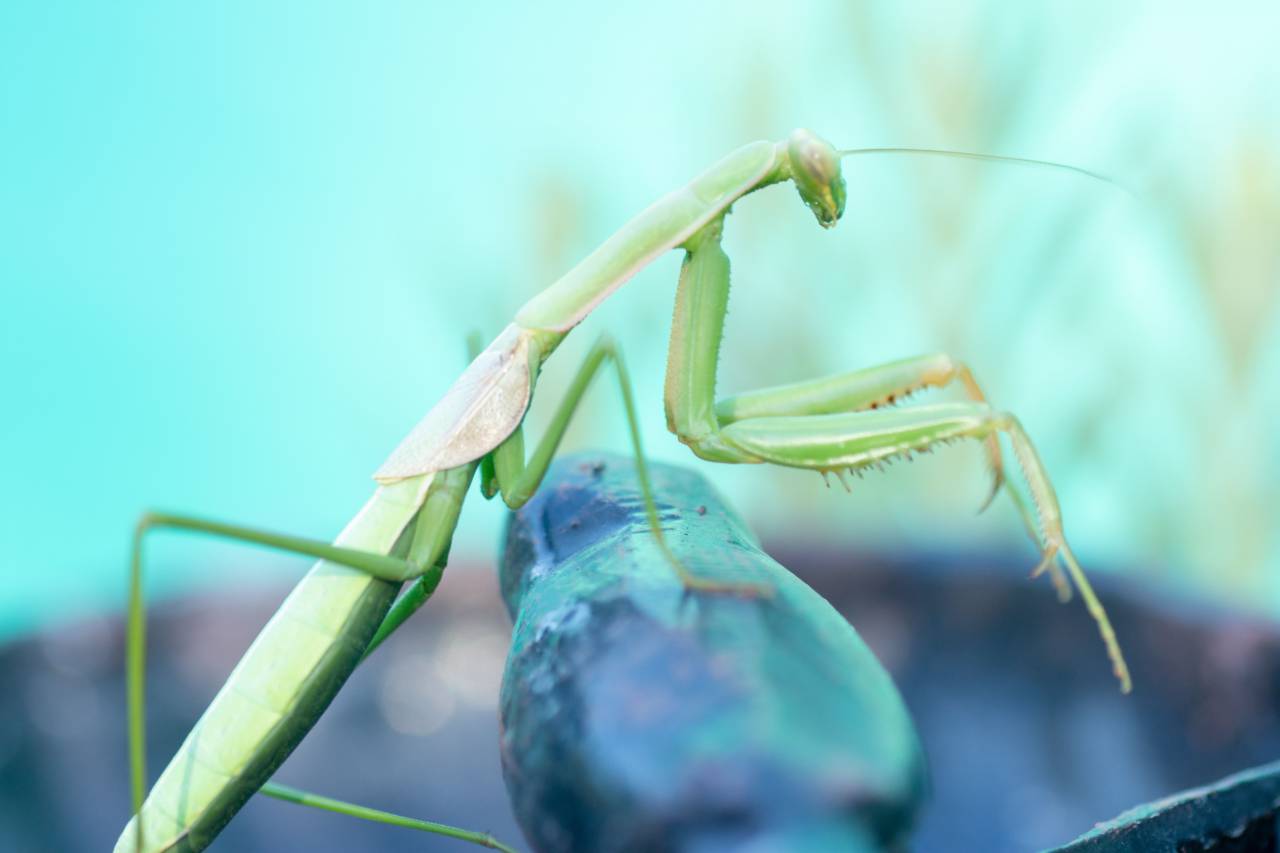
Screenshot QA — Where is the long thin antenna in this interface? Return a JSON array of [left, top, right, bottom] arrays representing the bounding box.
[[840, 146, 1124, 192]]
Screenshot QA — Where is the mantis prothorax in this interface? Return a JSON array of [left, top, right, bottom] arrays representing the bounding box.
[[119, 129, 1130, 853]]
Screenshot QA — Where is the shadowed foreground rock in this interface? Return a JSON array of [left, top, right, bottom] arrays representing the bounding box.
[[1051, 759, 1280, 852], [497, 453, 926, 853]]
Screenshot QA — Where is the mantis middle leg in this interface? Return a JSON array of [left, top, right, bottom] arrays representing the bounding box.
[[478, 334, 750, 592]]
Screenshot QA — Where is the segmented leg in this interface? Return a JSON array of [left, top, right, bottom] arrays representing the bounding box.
[[724, 353, 1072, 601], [711, 355, 1086, 599], [715, 351, 1007, 509], [663, 218, 1129, 691], [259, 782, 517, 852], [483, 333, 764, 595], [359, 463, 478, 657]]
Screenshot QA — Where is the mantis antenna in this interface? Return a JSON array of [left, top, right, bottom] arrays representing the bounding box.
[[840, 147, 1126, 193]]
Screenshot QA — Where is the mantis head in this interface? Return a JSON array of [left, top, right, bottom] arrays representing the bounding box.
[[787, 129, 846, 228]]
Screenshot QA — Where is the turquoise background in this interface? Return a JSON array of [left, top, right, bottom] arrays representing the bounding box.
[[2, 2, 1277, 639]]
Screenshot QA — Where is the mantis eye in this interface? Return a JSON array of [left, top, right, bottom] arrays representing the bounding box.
[[787, 128, 847, 228]]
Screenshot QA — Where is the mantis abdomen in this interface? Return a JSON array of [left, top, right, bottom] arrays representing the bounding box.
[[117, 478, 441, 851]]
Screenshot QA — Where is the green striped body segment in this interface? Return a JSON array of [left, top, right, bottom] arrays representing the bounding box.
[[116, 476, 433, 852]]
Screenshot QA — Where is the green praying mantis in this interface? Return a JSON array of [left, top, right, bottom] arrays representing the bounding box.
[[118, 129, 1131, 852]]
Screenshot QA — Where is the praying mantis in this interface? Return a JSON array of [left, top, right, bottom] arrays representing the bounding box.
[[118, 128, 1131, 852]]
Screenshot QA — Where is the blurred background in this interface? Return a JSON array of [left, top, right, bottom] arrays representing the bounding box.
[[1, 1, 1277, 851]]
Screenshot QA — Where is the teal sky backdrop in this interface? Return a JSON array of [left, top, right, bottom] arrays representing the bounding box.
[[2, 2, 1277, 639]]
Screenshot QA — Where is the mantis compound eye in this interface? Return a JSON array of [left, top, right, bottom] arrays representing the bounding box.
[[787, 128, 847, 228]]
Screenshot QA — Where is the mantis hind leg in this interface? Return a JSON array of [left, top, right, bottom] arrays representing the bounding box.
[[257, 782, 518, 852]]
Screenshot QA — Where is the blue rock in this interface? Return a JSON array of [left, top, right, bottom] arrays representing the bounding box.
[[498, 453, 926, 852]]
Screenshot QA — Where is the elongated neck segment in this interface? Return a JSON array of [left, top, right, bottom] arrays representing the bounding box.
[[514, 139, 785, 334], [513, 129, 845, 335]]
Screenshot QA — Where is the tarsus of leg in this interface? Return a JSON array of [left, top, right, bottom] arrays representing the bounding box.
[[488, 334, 763, 594], [1002, 417, 1131, 693], [259, 782, 518, 853], [1058, 545, 1130, 692]]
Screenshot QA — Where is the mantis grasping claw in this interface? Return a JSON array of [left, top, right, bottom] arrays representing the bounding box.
[[119, 129, 1130, 853]]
